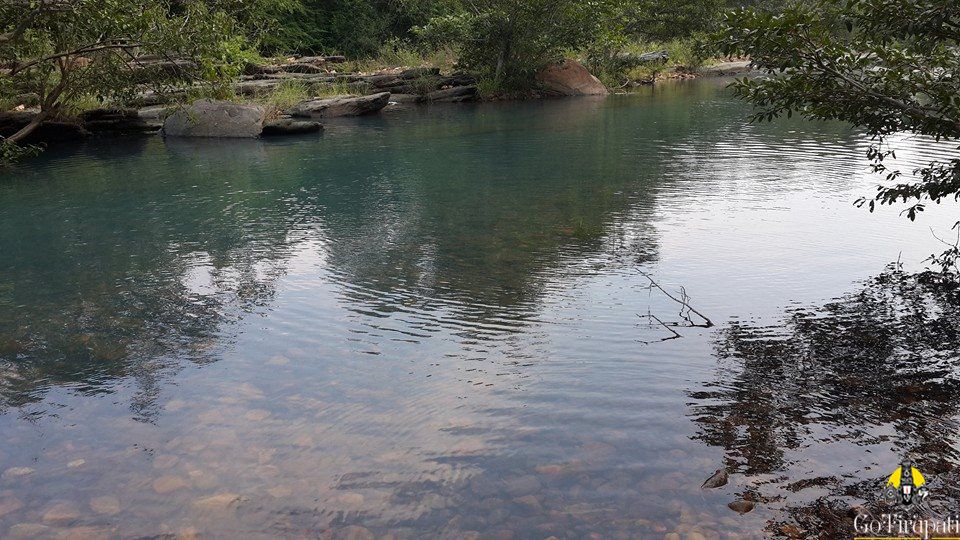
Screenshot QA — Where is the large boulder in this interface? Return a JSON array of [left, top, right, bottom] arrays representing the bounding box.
[[163, 99, 265, 138], [287, 92, 390, 118], [535, 59, 608, 96]]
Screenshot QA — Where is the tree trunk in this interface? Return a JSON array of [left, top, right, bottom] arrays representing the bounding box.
[[5, 109, 51, 144], [6, 62, 68, 144]]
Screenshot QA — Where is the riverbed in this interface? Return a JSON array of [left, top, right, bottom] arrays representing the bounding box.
[[0, 78, 958, 538]]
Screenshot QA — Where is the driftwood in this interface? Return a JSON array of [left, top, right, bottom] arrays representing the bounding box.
[[638, 269, 713, 344]]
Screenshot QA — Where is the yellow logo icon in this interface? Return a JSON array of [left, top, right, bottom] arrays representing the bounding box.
[[884, 460, 929, 506]]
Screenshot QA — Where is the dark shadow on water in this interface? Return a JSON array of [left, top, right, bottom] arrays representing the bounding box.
[[689, 268, 960, 537]]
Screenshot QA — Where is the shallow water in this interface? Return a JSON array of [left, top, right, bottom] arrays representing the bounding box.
[[0, 78, 958, 538]]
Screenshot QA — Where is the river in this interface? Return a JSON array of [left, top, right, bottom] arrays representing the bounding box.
[[0, 78, 958, 538]]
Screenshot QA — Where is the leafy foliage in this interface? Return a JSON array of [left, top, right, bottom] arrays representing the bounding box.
[[416, 0, 619, 89], [266, 0, 448, 57], [717, 0, 960, 243], [0, 0, 295, 149]]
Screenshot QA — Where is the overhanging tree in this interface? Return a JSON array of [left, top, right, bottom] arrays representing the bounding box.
[[718, 0, 960, 268], [0, 0, 296, 146]]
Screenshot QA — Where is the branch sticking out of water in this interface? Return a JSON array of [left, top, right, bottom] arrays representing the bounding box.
[[638, 270, 714, 329]]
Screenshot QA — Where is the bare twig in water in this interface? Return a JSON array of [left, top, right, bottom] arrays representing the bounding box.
[[639, 311, 682, 344], [639, 270, 714, 328]]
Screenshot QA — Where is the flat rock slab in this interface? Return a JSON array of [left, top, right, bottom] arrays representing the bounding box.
[[288, 92, 390, 118], [536, 59, 608, 96], [698, 60, 756, 76], [80, 108, 157, 134], [163, 99, 264, 138], [261, 118, 323, 136], [427, 85, 478, 102]]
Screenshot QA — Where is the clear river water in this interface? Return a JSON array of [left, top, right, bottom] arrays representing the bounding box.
[[1, 78, 959, 539]]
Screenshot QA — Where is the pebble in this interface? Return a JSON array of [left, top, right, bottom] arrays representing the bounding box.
[[166, 399, 188, 411], [701, 469, 728, 489], [90, 496, 121, 515], [153, 475, 189, 494], [2, 467, 34, 479], [267, 355, 290, 366], [42, 501, 80, 523], [664, 534, 680, 540], [267, 486, 293, 498], [514, 495, 542, 512], [193, 493, 241, 511], [67, 459, 85, 469], [197, 410, 224, 424], [245, 409, 271, 422], [503, 475, 541, 497], [727, 500, 755, 514], [7, 523, 50, 538]]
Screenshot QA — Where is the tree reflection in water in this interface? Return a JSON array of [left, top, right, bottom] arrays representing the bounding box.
[[690, 268, 960, 536]]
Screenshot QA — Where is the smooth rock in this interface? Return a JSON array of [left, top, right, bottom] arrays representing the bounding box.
[[2, 467, 34, 479], [0, 497, 23, 517], [727, 500, 754, 514], [288, 92, 390, 118], [90, 496, 121, 515], [503, 475, 541, 497], [333, 492, 365, 506], [244, 409, 271, 421], [261, 118, 323, 136], [193, 493, 241, 511], [42, 501, 80, 523], [700, 468, 728, 489], [266, 355, 290, 366], [535, 59, 608, 96], [7, 523, 50, 538], [698, 61, 755, 77], [163, 99, 265, 138], [153, 475, 189, 494], [514, 494, 542, 512]]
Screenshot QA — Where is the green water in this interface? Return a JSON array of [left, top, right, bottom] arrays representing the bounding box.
[[0, 79, 958, 538]]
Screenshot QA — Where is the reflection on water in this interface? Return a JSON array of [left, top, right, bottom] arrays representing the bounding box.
[[692, 269, 960, 537], [0, 79, 957, 538]]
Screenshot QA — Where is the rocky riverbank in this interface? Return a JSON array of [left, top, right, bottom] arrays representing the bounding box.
[[0, 57, 754, 145]]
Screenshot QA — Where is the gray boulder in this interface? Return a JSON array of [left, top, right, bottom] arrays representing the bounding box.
[[287, 92, 390, 118], [163, 99, 265, 138]]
